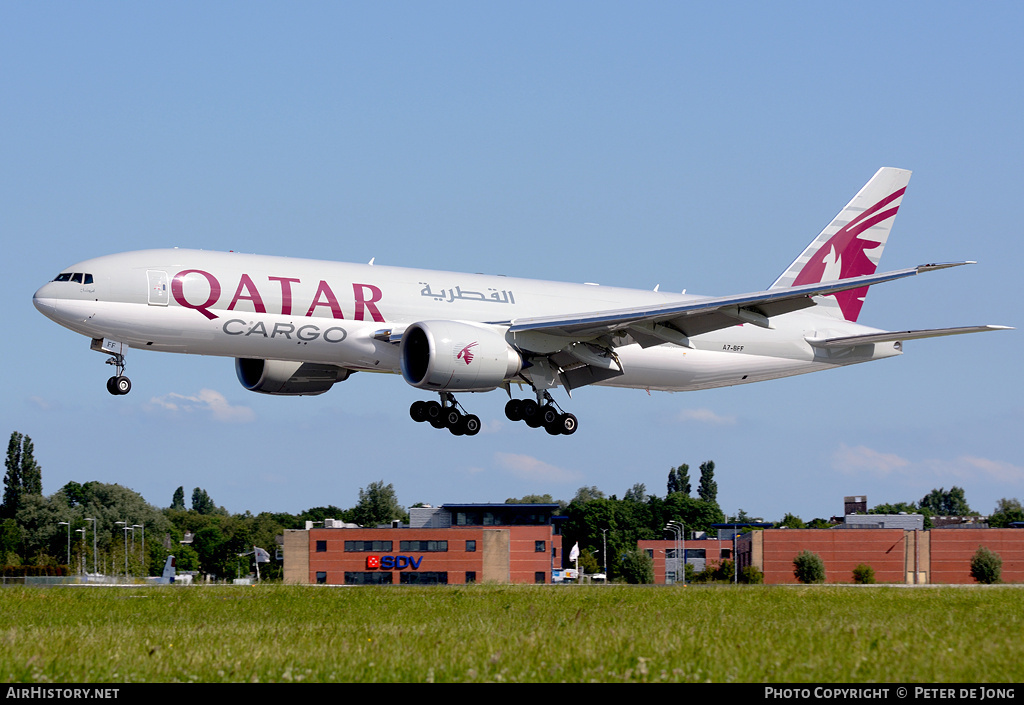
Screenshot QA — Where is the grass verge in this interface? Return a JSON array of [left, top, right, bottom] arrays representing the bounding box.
[[1, 584, 1021, 683]]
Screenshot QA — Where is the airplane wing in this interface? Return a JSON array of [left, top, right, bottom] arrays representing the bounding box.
[[505, 262, 972, 346], [805, 325, 1012, 349]]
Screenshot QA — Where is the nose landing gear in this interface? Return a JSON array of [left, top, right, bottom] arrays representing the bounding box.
[[91, 338, 131, 395]]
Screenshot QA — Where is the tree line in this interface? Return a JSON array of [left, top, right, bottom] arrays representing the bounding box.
[[2, 431, 408, 579], [4, 431, 1021, 580]]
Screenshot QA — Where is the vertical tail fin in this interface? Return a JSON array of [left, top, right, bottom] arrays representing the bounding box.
[[770, 167, 912, 322], [162, 555, 176, 582]]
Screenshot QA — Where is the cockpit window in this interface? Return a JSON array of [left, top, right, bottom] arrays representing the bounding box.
[[52, 272, 93, 284]]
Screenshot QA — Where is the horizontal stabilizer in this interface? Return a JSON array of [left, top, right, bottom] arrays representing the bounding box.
[[806, 325, 1012, 349]]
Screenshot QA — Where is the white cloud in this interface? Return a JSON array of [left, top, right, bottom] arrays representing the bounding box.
[[832, 444, 1024, 484], [147, 389, 256, 423], [494, 452, 582, 484], [675, 408, 737, 425], [940, 456, 1024, 483], [27, 396, 54, 411], [832, 444, 911, 475]]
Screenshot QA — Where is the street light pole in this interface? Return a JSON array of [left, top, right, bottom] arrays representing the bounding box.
[[76, 528, 86, 574], [85, 518, 97, 575], [665, 521, 684, 585], [115, 521, 129, 578], [57, 522, 70, 567], [601, 528, 608, 579]]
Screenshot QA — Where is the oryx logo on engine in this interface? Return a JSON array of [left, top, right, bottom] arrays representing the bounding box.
[[457, 342, 479, 365]]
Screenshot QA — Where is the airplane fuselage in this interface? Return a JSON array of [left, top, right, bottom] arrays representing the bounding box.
[[33, 248, 898, 395]]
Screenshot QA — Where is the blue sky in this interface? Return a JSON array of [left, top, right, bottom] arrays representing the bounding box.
[[3, 3, 1021, 523]]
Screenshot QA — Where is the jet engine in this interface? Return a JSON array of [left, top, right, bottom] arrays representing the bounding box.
[[400, 321, 522, 392], [235, 358, 352, 396]]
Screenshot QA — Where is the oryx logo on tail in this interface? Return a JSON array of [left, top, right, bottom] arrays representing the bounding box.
[[771, 167, 912, 322]]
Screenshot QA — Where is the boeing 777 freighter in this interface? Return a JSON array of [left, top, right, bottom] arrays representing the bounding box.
[[33, 168, 1008, 436]]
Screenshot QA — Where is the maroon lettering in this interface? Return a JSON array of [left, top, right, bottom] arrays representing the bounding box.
[[227, 274, 267, 314], [305, 280, 345, 319], [269, 276, 301, 315], [353, 283, 384, 322], [171, 270, 221, 320]]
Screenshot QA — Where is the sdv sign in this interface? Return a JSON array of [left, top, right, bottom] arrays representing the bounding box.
[[366, 555, 423, 570]]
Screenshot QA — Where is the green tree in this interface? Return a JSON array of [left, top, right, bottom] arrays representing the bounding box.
[[716, 559, 735, 583], [297, 505, 352, 526], [623, 483, 648, 504], [577, 548, 600, 576], [192, 524, 228, 577], [740, 565, 764, 584], [620, 548, 654, 584], [988, 498, 1024, 528], [191, 487, 222, 515], [869, 501, 919, 515], [919, 486, 973, 516], [171, 486, 186, 511], [793, 550, 826, 584], [698, 461, 718, 506], [667, 464, 691, 496], [659, 493, 726, 537], [170, 543, 201, 572], [505, 493, 554, 503], [351, 481, 406, 527], [870, 500, 933, 529], [0, 518, 22, 565], [3, 432, 42, 520], [777, 513, 806, 529], [572, 486, 606, 503], [970, 546, 1002, 584], [852, 564, 876, 584]]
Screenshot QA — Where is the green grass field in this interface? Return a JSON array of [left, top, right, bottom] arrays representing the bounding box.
[[1, 584, 1021, 683]]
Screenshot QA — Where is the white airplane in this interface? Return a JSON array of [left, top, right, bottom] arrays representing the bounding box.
[[34, 168, 1008, 437]]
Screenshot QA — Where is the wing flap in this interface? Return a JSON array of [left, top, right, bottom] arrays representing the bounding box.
[[806, 325, 1012, 349]]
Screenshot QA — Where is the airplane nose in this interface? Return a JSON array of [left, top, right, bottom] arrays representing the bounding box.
[[33, 283, 58, 317]]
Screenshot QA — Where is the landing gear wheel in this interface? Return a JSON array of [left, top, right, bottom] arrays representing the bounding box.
[[558, 412, 578, 435], [444, 408, 462, 429], [521, 399, 542, 427], [461, 414, 481, 436], [410, 400, 428, 422], [504, 399, 523, 422], [425, 401, 445, 428], [107, 376, 131, 395], [540, 404, 559, 427]]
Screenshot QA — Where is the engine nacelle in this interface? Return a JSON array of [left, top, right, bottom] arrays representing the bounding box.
[[400, 321, 522, 392], [235, 358, 351, 396]]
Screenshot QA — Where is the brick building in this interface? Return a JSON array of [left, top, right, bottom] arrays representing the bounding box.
[[283, 503, 564, 585], [735, 527, 1024, 584]]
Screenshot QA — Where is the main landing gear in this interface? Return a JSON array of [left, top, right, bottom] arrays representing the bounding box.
[[505, 391, 577, 436], [410, 393, 482, 436]]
